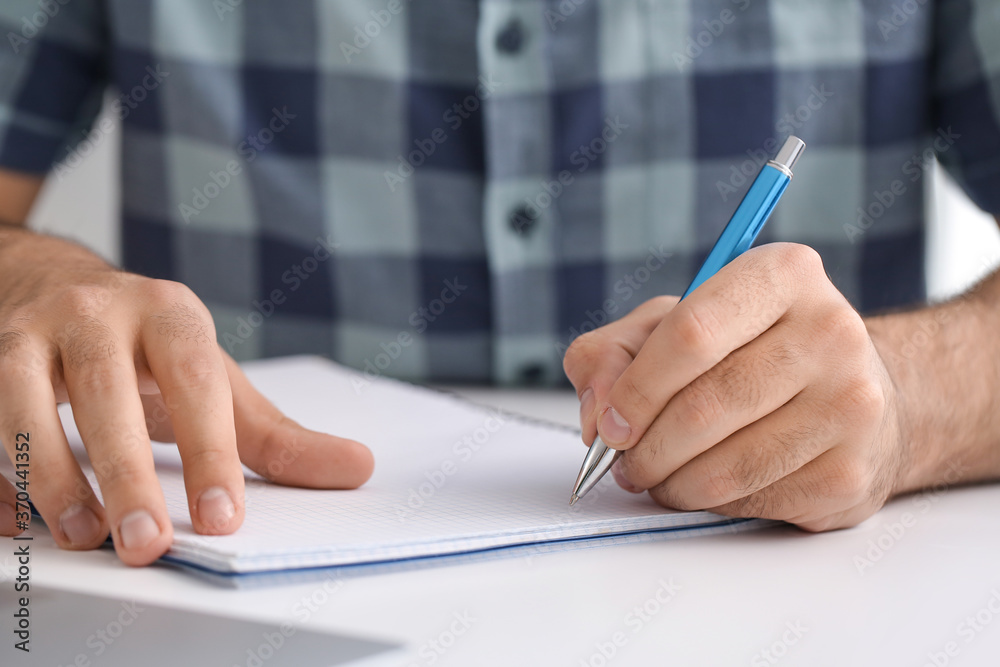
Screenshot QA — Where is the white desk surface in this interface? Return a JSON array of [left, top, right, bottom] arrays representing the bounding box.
[[6, 385, 1000, 666]]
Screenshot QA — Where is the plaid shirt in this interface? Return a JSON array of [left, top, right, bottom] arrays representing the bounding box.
[[2, 1, 999, 385]]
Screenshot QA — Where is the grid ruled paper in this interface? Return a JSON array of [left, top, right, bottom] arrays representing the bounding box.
[[3, 356, 764, 575]]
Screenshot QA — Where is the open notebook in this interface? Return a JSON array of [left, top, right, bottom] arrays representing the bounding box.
[[6, 357, 768, 578]]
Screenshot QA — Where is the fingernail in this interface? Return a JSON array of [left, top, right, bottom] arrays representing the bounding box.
[[612, 459, 639, 493], [599, 406, 632, 445], [197, 487, 235, 531], [119, 510, 160, 550], [579, 388, 595, 425], [59, 504, 101, 546]]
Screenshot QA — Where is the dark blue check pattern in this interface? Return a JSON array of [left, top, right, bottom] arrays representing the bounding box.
[[2, 0, 1000, 385]]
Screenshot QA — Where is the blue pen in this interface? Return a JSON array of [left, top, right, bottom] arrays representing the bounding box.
[[570, 135, 806, 506]]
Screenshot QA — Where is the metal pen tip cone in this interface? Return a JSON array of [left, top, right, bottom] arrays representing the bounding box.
[[569, 494, 579, 507]]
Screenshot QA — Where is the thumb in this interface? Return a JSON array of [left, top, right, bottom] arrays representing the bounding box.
[[562, 296, 679, 446], [222, 351, 375, 489]]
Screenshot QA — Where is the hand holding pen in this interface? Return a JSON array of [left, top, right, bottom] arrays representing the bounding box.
[[565, 137, 910, 532]]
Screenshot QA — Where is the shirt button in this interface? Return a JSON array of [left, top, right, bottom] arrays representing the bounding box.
[[509, 205, 539, 236], [496, 19, 526, 54]]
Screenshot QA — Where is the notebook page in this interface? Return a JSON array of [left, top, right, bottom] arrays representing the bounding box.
[[8, 356, 747, 573]]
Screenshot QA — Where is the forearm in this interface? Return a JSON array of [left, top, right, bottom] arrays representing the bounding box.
[[0, 168, 44, 225], [1, 169, 112, 298], [867, 268, 1000, 495]]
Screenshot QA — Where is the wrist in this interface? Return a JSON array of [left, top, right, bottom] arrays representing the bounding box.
[[0, 229, 114, 309], [866, 294, 1000, 496], [867, 321, 926, 496]]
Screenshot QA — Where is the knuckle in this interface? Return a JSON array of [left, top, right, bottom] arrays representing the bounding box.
[[767, 425, 814, 471], [618, 445, 657, 489], [183, 446, 233, 472], [698, 468, 741, 507], [840, 376, 886, 423], [59, 285, 114, 317], [172, 352, 223, 391], [859, 377, 887, 420], [254, 417, 303, 478], [614, 374, 656, 417], [639, 294, 679, 315], [728, 488, 784, 518], [727, 454, 774, 498], [93, 455, 147, 493], [0, 330, 44, 381], [822, 459, 870, 504], [648, 481, 695, 512], [143, 279, 198, 306], [58, 478, 98, 507], [73, 361, 125, 395], [672, 304, 722, 362], [779, 243, 824, 277], [701, 359, 759, 415], [759, 337, 803, 376], [562, 331, 604, 377], [797, 515, 839, 533], [0, 329, 30, 358], [150, 307, 215, 348], [675, 382, 726, 434], [821, 307, 867, 349], [62, 319, 118, 372]]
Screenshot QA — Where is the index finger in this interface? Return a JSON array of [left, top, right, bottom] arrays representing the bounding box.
[[562, 295, 678, 444], [597, 244, 821, 450]]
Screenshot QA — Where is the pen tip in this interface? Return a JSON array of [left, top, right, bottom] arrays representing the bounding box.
[[569, 494, 579, 507]]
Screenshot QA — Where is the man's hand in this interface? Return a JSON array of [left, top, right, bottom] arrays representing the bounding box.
[[0, 228, 374, 565], [563, 243, 907, 531]]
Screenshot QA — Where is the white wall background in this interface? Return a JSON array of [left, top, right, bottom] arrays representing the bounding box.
[[27, 104, 1000, 305]]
